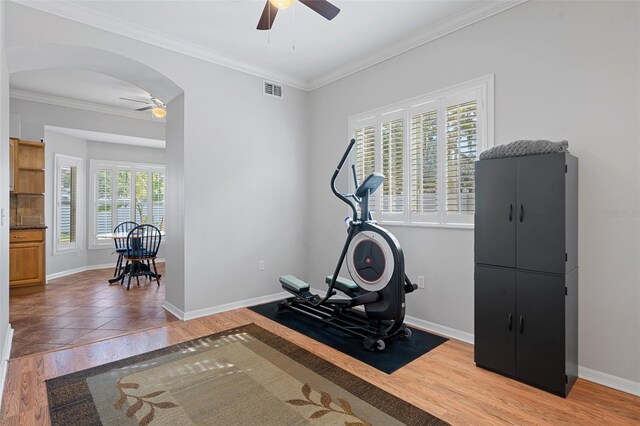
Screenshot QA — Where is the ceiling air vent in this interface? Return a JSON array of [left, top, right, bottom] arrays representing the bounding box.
[[264, 80, 283, 99]]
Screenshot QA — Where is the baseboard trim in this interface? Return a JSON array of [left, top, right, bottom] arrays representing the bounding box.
[[404, 314, 475, 344], [0, 325, 14, 414], [181, 291, 290, 321], [161, 300, 185, 320], [46, 259, 166, 281], [578, 366, 640, 396]]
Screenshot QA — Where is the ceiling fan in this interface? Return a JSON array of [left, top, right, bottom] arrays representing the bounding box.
[[257, 0, 340, 30], [119, 97, 167, 118]]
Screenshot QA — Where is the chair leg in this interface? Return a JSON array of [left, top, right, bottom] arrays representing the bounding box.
[[121, 260, 129, 286], [152, 259, 160, 286], [114, 254, 121, 277]]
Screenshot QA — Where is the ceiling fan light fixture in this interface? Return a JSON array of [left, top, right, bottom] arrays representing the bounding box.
[[269, 0, 293, 9], [151, 107, 167, 118]]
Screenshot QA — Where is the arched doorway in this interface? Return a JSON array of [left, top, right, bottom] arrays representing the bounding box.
[[4, 44, 186, 356]]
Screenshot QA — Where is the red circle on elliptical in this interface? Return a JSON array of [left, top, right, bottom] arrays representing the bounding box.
[[366, 257, 371, 264]]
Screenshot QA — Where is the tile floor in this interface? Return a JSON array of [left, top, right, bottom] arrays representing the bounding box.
[[9, 263, 178, 358]]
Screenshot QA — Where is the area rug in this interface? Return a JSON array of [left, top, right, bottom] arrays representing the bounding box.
[[46, 323, 447, 426], [249, 301, 448, 374]]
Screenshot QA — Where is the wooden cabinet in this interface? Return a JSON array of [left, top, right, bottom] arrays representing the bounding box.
[[9, 138, 17, 192], [9, 229, 46, 294], [13, 140, 45, 195], [474, 153, 578, 397]]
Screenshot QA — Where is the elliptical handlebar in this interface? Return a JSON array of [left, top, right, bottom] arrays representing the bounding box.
[[331, 139, 358, 220]]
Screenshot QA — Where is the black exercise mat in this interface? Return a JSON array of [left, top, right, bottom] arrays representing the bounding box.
[[249, 300, 447, 374]]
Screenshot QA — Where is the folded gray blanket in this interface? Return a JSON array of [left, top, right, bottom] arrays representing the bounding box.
[[479, 140, 569, 160]]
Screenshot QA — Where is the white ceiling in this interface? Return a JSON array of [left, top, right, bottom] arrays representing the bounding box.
[[46, 126, 165, 149], [16, 0, 525, 90], [11, 68, 155, 110]]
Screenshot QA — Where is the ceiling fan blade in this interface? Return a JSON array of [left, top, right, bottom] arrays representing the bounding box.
[[257, 0, 279, 30], [119, 97, 150, 104], [299, 0, 340, 20], [136, 106, 154, 111]]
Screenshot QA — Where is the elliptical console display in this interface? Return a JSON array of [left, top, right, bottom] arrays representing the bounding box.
[[278, 139, 417, 351]]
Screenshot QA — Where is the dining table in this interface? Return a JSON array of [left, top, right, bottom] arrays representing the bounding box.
[[96, 230, 166, 284]]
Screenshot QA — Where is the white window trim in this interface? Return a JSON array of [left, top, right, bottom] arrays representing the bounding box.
[[348, 75, 494, 229], [88, 159, 165, 250], [53, 153, 84, 255]]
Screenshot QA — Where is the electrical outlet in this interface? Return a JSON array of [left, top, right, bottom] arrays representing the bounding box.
[[258, 260, 265, 271], [417, 276, 425, 289]]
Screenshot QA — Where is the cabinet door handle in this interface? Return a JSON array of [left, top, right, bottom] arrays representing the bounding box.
[[14, 235, 26, 239], [519, 204, 524, 223], [509, 204, 513, 222], [508, 313, 513, 331], [519, 316, 524, 334]]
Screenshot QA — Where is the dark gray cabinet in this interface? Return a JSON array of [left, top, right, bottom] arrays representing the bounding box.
[[474, 266, 515, 376], [474, 153, 578, 397]]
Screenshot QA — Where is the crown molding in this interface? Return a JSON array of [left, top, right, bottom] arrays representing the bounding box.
[[10, 0, 309, 91], [10, 88, 162, 122], [306, 0, 528, 90], [11, 0, 527, 92]]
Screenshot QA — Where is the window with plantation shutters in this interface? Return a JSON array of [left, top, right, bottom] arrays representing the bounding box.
[[355, 124, 376, 214], [54, 154, 83, 254], [410, 108, 438, 221], [96, 168, 113, 235], [381, 118, 404, 217], [349, 76, 492, 227], [90, 160, 166, 248], [117, 170, 131, 225], [446, 100, 477, 215], [152, 172, 165, 229]]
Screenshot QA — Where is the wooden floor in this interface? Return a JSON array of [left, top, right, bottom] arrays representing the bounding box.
[[9, 264, 176, 358], [0, 307, 638, 425]]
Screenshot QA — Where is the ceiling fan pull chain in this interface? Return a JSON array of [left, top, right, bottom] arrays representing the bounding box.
[[292, 2, 296, 50]]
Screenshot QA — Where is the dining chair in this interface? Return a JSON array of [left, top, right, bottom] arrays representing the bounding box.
[[112, 221, 138, 278], [121, 224, 162, 290]]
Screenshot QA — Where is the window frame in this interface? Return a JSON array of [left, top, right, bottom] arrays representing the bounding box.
[[88, 159, 165, 249], [348, 75, 494, 229], [53, 153, 84, 255]]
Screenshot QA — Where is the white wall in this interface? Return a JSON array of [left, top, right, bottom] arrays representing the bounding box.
[[307, 0, 639, 383], [5, 2, 310, 315], [10, 98, 166, 276], [0, 0, 12, 402], [164, 93, 185, 311], [41, 130, 167, 276], [10, 97, 164, 142]]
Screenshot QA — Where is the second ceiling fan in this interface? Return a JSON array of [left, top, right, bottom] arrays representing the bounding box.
[[257, 0, 340, 30]]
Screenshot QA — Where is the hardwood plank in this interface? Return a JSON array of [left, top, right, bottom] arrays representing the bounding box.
[[1, 301, 638, 425]]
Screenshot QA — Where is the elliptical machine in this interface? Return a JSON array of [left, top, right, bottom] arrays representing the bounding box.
[[278, 139, 417, 351]]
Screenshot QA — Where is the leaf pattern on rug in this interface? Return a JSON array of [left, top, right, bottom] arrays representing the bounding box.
[[286, 383, 371, 426], [114, 377, 179, 426]]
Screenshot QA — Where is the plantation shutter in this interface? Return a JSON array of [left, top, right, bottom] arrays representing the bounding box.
[[354, 124, 376, 214], [58, 165, 76, 244], [381, 117, 405, 217], [96, 168, 113, 234], [135, 171, 149, 224], [54, 154, 83, 254], [116, 169, 131, 224], [152, 172, 165, 228], [410, 107, 438, 221], [445, 95, 478, 223]]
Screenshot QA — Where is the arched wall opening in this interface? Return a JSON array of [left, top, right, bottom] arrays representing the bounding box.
[[6, 43, 187, 313]]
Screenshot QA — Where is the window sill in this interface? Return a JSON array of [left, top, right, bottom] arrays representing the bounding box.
[[52, 247, 81, 256], [88, 243, 113, 251], [380, 221, 474, 230]]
